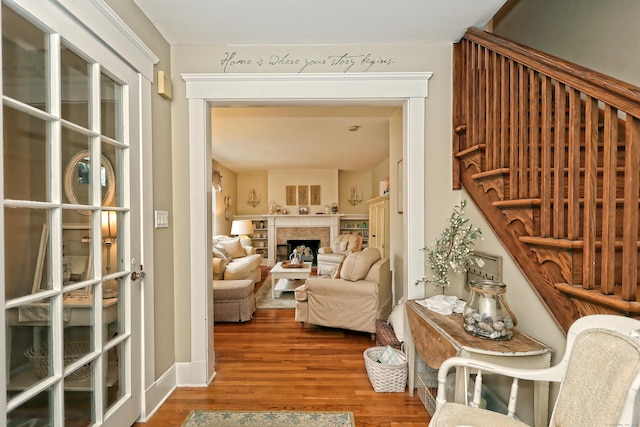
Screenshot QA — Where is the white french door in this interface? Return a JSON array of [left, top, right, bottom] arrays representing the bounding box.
[[1, 1, 145, 425]]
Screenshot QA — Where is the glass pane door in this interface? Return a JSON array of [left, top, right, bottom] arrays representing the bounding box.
[[2, 2, 141, 425]]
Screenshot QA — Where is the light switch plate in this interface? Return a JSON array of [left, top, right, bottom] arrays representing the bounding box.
[[466, 250, 502, 290], [155, 210, 169, 228]]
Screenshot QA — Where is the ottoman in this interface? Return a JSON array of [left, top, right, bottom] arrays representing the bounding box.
[[213, 279, 255, 322]]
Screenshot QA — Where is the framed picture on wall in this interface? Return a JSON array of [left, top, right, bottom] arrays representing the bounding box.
[[310, 185, 321, 205], [286, 185, 297, 205], [298, 185, 309, 205]]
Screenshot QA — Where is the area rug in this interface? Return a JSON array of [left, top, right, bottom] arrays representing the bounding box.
[[255, 277, 297, 309], [181, 410, 355, 427]]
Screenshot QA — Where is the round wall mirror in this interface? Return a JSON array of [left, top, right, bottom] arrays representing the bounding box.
[[64, 151, 116, 215]]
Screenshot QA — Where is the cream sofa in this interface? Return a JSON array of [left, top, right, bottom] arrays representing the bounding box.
[[294, 248, 392, 336], [212, 236, 262, 283]]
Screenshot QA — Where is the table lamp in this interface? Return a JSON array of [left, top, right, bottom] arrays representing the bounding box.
[[102, 210, 117, 275], [230, 219, 254, 247]]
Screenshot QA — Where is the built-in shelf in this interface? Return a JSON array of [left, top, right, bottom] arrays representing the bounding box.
[[339, 214, 369, 248]]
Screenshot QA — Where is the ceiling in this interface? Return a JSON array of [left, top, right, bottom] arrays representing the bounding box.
[[134, 0, 507, 172]]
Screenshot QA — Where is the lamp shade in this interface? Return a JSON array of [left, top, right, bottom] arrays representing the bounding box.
[[101, 210, 117, 239], [230, 220, 253, 236]]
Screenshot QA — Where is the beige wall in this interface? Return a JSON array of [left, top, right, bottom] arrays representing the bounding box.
[[103, 0, 176, 379], [170, 42, 564, 378], [338, 170, 373, 215], [493, 0, 640, 87], [236, 169, 379, 216], [107, 0, 597, 401], [267, 169, 338, 215], [212, 161, 238, 235], [236, 171, 269, 215]]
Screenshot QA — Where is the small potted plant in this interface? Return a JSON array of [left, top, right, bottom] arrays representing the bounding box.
[[416, 200, 482, 291]]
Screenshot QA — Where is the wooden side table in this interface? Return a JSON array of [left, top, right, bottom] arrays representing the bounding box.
[[406, 299, 551, 427]]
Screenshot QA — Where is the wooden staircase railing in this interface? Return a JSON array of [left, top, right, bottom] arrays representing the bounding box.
[[453, 28, 640, 332]]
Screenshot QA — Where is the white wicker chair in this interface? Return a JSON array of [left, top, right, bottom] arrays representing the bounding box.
[[429, 314, 640, 427]]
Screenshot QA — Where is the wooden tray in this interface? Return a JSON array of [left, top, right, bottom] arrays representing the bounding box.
[[281, 260, 305, 268]]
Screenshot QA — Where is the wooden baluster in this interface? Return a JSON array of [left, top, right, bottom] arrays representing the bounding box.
[[509, 60, 519, 199], [622, 116, 639, 300], [529, 70, 540, 198], [500, 56, 509, 169], [452, 41, 463, 189], [553, 81, 566, 238], [567, 88, 582, 240], [583, 97, 599, 290], [601, 105, 618, 294], [540, 76, 553, 237], [518, 64, 529, 198], [490, 51, 501, 171]]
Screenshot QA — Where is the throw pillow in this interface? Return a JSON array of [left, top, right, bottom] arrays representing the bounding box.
[[212, 246, 232, 264], [388, 299, 406, 342], [218, 237, 246, 259], [340, 248, 381, 281]]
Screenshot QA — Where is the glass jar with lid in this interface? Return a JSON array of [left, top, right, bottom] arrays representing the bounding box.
[[463, 280, 518, 340]]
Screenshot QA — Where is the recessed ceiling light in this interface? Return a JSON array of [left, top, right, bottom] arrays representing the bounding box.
[[349, 125, 360, 132]]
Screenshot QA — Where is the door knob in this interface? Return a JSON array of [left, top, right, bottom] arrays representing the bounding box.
[[131, 265, 146, 281]]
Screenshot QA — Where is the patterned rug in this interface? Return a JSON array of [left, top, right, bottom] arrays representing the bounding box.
[[181, 410, 355, 427], [254, 277, 297, 309]]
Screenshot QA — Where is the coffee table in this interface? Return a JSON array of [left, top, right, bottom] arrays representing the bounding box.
[[270, 261, 312, 298]]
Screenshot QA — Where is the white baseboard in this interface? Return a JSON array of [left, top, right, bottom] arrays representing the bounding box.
[[138, 365, 177, 422]]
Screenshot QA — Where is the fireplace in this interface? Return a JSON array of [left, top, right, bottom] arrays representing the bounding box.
[[287, 239, 320, 266]]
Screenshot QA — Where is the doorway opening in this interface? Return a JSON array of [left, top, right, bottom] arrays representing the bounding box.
[[184, 72, 430, 386]]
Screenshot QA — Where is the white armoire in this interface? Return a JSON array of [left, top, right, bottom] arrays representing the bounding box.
[[367, 196, 390, 258]]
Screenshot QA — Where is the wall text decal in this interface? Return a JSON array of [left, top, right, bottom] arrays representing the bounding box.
[[220, 51, 396, 73]]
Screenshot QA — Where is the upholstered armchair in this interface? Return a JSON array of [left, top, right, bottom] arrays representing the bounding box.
[[295, 248, 392, 336], [316, 234, 363, 276]]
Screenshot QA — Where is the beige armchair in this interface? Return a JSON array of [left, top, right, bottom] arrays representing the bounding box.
[[316, 233, 363, 276], [295, 248, 392, 337], [429, 314, 640, 427]]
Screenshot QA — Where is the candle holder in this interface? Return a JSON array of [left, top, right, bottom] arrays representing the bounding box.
[[462, 280, 518, 340]]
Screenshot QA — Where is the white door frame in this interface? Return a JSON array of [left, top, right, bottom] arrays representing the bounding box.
[[183, 72, 431, 385]]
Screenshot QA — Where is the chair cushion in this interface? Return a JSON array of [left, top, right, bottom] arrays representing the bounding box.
[[218, 237, 246, 259], [430, 402, 529, 427], [340, 248, 381, 281]]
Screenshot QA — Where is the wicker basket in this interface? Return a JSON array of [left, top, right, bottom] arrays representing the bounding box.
[[363, 346, 407, 392], [24, 341, 91, 382], [417, 370, 439, 415]]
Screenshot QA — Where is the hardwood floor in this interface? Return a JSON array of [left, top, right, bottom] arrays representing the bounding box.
[[135, 277, 430, 426]]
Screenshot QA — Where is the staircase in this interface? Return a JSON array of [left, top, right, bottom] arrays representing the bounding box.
[[453, 28, 640, 332]]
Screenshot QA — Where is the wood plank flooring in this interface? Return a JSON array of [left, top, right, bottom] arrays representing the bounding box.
[[135, 283, 431, 426]]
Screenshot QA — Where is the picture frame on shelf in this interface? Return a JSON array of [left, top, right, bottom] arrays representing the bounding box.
[[299, 206, 308, 214]]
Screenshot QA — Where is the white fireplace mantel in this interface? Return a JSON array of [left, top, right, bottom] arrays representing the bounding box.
[[267, 214, 342, 266]]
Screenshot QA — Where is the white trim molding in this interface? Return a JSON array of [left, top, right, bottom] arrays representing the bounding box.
[[183, 72, 431, 386]]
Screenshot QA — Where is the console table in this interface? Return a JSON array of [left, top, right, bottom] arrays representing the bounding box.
[[406, 299, 551, 427]]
